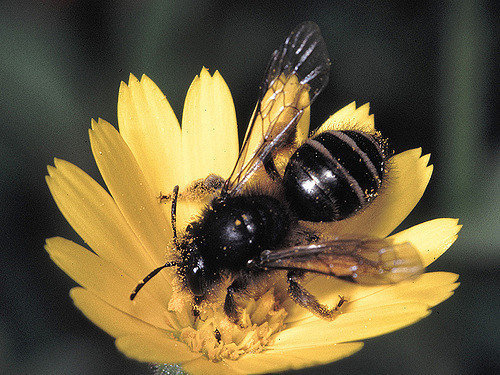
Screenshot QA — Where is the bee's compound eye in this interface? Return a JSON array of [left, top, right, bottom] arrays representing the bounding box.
[[186, 265, 205, 297]]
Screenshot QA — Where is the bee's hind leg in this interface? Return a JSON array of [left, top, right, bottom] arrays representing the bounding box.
[[287, 271, 343, 320]]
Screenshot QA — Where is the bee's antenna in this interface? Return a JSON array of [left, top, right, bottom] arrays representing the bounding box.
[[171, 185, 180, 250], [130, 185, 181, 301], [130, 261, 177, 300]]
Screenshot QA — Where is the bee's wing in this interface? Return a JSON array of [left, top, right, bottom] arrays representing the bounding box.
[[255, 239, 424, 284], [222, 22, 330, 196]]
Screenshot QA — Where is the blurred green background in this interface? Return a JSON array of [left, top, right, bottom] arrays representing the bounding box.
[[1, 1, 498, 374]]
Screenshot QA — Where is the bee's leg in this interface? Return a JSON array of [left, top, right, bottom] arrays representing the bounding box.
[[287, 271, 342, 320], [224, 279, 246, 325], [192, 296, 203, 320]]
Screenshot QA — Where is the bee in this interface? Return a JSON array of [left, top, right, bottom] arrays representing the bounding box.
[[130, 22, 424, 322]]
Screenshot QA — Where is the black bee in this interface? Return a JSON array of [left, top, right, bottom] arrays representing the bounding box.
[[131, 22, 424, 322]]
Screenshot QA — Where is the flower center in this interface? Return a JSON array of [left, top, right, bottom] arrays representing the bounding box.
[[170, 289, 287, 362]]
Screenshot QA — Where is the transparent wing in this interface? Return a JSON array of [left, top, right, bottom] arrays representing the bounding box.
[[254, 239, 424, 284], [222, 21, 330, 196]]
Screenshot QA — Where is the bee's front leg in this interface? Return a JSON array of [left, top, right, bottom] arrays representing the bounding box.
[[192, 296, 204, 321], [224, 279, 247, 326]]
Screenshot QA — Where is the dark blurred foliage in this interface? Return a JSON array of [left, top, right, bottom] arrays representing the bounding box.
[[1, 0, 498, 374]]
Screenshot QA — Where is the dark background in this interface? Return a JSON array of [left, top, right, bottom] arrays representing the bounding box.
[[1, 1, 499, 374]]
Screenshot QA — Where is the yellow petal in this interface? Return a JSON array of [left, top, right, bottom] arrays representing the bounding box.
[[45, 237, 174, 327], [314, 101, 375, 134], [388, 218, 461, 267], [70, 287, 168, 338], [89, 119, 172, 266], [345, 272, 459, 311], [181, 68, 239, 183], [118, 74, 182, 195], [303, 148, 432, 238], [115, 334, 201, 364], [46, 159, 159, 281], [276, 303, 429, 349], [73, 286, 200, 363], [226, 342, 363, 374]]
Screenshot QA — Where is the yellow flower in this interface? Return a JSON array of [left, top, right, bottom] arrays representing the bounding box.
[[45, 69, 461, 374]]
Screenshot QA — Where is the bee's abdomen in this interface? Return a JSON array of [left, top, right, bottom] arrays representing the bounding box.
[[283, 130, 385, 222]]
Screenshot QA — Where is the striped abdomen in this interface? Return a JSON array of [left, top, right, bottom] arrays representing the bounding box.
[[283, 130, 386, 222]]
